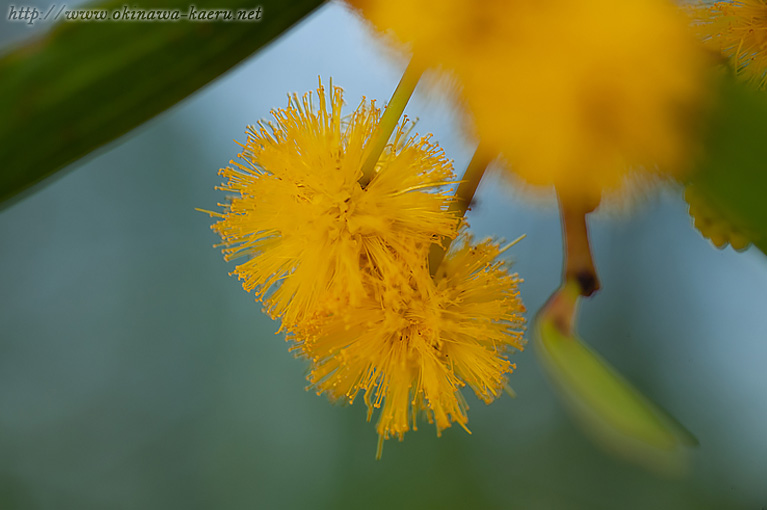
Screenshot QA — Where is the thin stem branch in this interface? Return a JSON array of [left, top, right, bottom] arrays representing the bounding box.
[[539, 279, 581, 336], [558, 194, 600, 296], [359, 60, 423, 187], [428, 145, 492, 275]]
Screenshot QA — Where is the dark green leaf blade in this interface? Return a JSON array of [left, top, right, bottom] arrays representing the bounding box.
[[0, 0, 324, 207], [689, 75, 767, 255]]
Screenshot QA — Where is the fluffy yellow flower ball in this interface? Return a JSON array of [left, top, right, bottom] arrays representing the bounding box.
[[293, 233, 526, 455], [209, 81, 457, 331], [691, 0, 767, 89]]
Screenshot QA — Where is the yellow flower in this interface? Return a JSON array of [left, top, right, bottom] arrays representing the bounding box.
[[293, 233, 526, 454], [209, 81, 458, 330], [346, 0, 710, 204], [691, 0, 767, 89]]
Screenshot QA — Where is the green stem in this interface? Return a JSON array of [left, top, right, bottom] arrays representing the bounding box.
[[428, 145, 492, 275], [358, 59, 423, 187], [539, 279, 581, 337]]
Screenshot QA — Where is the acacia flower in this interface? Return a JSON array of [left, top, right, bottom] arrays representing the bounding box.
[[346, 0, 711, 204], [691, 0, 767, 89], [292, 232, 526, 455], [207, 81, 458, 330]]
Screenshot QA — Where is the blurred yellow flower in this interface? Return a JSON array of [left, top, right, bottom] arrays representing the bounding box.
[[293, 233, 526, 455], [209, 81, 457, 330], [347, 0, 711, 204], [691, 0, 767, 89]]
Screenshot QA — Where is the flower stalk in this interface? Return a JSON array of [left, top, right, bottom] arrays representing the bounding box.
[[559, 195, 600, 297], [429, 144, 492, 275], [359, 59, 423, 187]]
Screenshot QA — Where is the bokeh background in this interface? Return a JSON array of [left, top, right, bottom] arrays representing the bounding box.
[[2, 2, 767, 508]]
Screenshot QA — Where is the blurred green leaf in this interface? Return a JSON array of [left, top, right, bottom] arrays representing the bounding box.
[[536, 285, 697, 475], [0, 0, 323, 207], [690, 76, 767, 255]]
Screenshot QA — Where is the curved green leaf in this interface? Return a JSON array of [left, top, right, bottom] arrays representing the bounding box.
[[689, 75, 767, 255], [0, 0, 324, 207], [536, 286, 697, 475]]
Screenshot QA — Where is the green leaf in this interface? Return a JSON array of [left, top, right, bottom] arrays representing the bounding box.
[[0, 0, 324, 207], [689, 75, 767, 255], [536, 286, 697, 475]]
